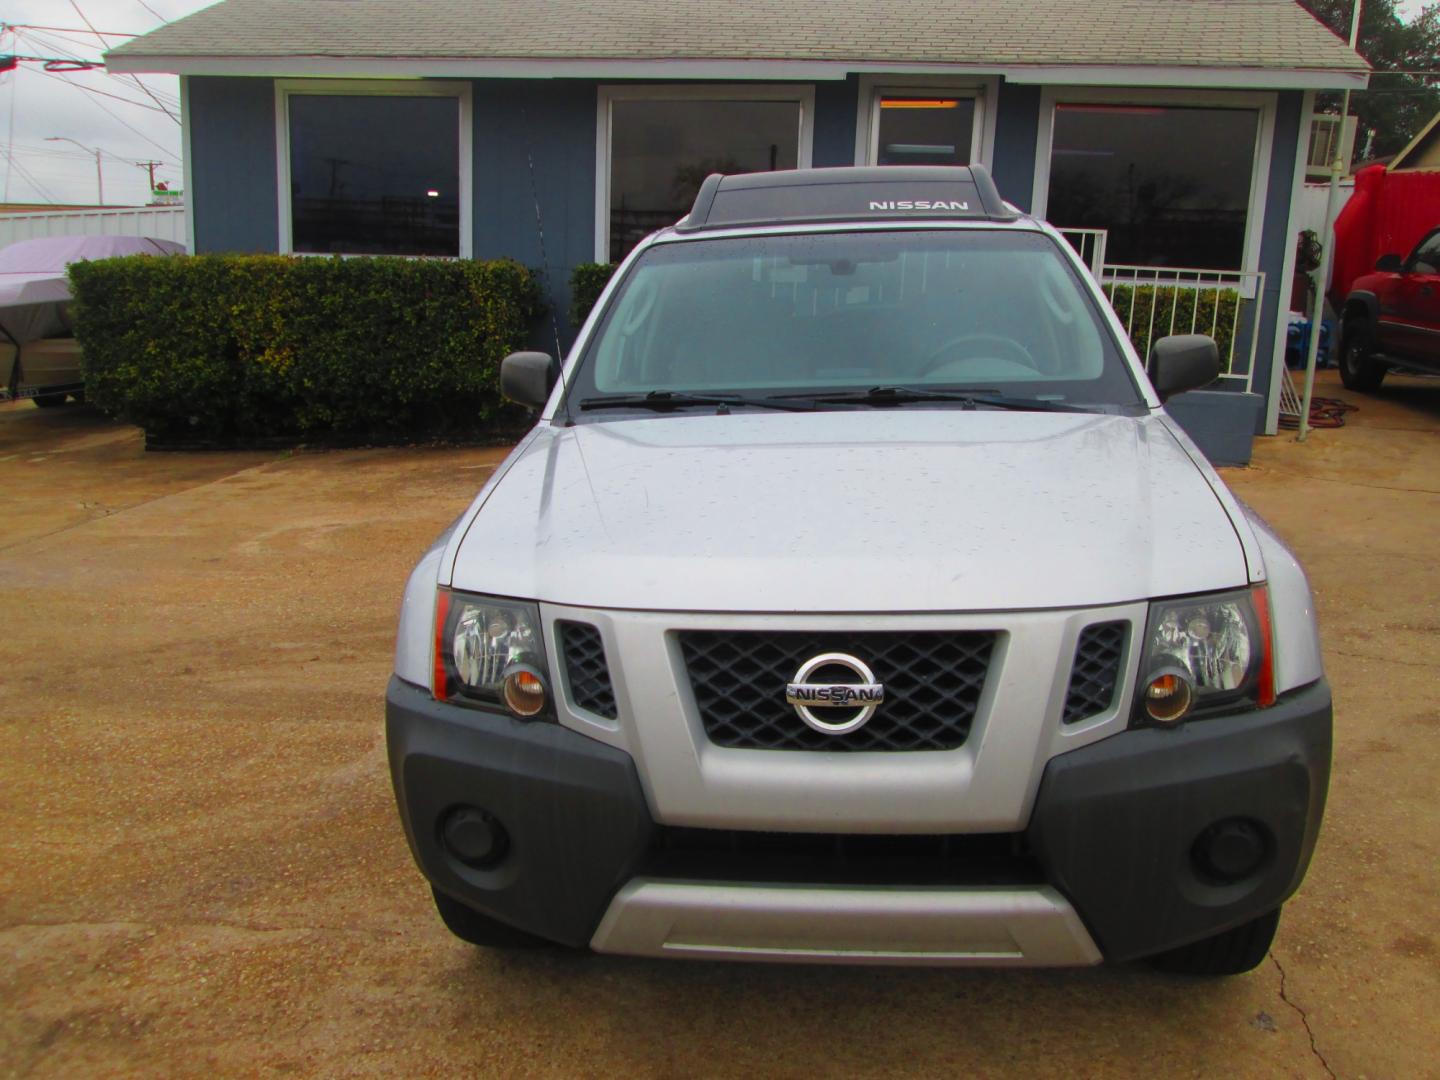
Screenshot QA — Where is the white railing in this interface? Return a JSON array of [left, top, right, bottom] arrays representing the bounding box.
[[1099, 264, 1267, 393], [1058, 227, 1108, 279], [0, 205, 187, 248]]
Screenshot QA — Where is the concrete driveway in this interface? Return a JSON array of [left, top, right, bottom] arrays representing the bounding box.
[[2, 371, 1437, 1078]]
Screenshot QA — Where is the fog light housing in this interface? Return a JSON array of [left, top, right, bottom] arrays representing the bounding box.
[[440, 807, 508, 868], [1143, 668, 1193, 724], [1192, 818, 1269, 884]]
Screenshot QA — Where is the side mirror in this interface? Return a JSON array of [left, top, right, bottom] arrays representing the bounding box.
[[500, 351, 558, 409], [1375, 253, 1404, 273], [1149, 334, 1220, 403]]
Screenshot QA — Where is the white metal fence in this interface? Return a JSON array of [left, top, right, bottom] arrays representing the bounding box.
[[0, 206, 187, 248], [1099, 265, 1267, 393], [1058, 227, 1108, 279]]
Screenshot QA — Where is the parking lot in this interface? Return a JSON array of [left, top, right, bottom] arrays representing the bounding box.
[[2, 370, 1437, 1078]]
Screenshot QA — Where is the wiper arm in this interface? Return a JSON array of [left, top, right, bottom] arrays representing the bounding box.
[[577, 390, 821, 413], [793, 386, 1086, 413]]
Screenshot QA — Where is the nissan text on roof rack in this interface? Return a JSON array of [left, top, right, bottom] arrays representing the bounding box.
[[385, 166, 1330, 975]]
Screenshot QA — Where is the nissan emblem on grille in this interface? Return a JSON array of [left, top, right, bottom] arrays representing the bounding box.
[[785, 652, 885, 734]]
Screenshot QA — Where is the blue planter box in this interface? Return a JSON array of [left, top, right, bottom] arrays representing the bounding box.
[[1164, 390, 1265, 467]]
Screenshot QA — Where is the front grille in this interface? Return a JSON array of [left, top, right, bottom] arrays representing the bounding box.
[[559, 621, 617, 719], [678, 629, 995, 752], [645, 826, 1042, 886], [1061, 621, 1128, 724]]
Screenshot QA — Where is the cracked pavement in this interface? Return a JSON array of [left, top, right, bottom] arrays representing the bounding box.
[[2, 369, 1437, 1077]]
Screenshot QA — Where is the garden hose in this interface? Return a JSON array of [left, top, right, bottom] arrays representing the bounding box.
[[1279, 396, 1357, 430]]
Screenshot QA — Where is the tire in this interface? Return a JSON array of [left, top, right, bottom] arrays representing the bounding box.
[[1339, 318, 1385, 392], [32, 393, 67, 408], [1147, 907, 1281, 976], [430, 886, 554, 949]]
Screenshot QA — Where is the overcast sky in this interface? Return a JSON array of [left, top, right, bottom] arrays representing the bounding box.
[[1, 0, 1435, 207], [1, 0, 214, 206]]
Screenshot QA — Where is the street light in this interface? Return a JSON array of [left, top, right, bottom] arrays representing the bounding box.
[[45, 137, 104, 205]]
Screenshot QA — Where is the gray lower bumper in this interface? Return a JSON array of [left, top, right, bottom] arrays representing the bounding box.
[[388, 675, 1331, 963], [590, 880, 1101, 966]]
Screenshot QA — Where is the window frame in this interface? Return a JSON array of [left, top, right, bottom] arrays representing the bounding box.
[[274, 78, 473, 258], [593, 83, 816, 264], [1031, 87, 1276, 285], [1405, 228, 1440, 273], [853, 76, 998, 170]]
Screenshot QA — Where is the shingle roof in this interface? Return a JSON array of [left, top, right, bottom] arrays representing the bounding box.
[[106, 0, 1366, 76]]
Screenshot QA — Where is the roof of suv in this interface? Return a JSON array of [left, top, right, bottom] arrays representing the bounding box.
[[676, 166, 1021, 236]]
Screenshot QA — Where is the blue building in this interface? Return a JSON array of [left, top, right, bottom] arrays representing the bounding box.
[[106, 0, 1366, 440]]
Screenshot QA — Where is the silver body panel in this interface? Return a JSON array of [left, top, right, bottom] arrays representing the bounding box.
[[590, 879, 1102, 966], [396, 211, 1324, 868], [540, 601, 1144, 832], [449, 410, 1250, 614]]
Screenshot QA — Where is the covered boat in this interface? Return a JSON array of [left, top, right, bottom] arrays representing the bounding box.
[[1, 234, 184, 404]]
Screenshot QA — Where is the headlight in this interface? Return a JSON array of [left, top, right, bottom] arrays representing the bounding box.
[[432, 589, 553, 719], [1135, 585, 1275, 727]]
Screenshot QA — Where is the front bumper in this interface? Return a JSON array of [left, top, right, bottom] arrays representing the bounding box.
[[386, 675, 1331, 963]]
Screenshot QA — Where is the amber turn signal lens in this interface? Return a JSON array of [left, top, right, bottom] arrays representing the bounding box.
[[502, 668, 547, 718], [1144, 672, 1193, 725]]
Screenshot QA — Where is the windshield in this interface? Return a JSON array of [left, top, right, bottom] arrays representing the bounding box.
[[566, 229, 1143, 417]]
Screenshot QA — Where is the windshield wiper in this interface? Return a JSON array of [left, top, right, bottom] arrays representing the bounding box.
[[788, 386, 1086, 413], [576, 391, 822, 413]]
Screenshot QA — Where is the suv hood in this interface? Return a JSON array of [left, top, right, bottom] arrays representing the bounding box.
[[448, 411, 1249, 612]]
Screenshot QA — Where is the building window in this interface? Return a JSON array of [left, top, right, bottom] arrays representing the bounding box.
[[1046, 103, 1259, 270], [281, 86, 466, 256], [874, 96, 976, 166], [601, 88, 811, 263]]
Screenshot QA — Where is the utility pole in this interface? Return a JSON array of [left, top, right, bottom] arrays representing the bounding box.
[[1298, 0, 1364, 442], [45, 136, 104, 205], [136, 160, 163, 194]]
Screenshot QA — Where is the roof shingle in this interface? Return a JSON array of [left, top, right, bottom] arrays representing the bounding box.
[[106, 0, 1366, 74]]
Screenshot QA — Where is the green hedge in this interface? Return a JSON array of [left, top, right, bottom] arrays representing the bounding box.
[[569, 262, 617, 327], [1105, 285, 1244, 373], [68, 254, 541, 443]]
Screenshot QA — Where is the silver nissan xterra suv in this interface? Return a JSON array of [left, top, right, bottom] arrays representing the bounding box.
[[386, 166, 1330, 975]]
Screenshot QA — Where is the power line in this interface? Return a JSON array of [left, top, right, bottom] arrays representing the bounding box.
[[67, 0, 180, 124], [16, 25, 179, 107], [6, 23, 139, 38], [34, 65, 173, 113], [134, 0, 168, 24], [41, 69, 179, 159], [0, 145, 59, 203], [2, 74, 12, 202]]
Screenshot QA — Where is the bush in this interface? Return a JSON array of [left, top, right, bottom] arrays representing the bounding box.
[[1105, 284, 1245, 372], [68, 254, 541, 443], [569, 262, 617, 327]]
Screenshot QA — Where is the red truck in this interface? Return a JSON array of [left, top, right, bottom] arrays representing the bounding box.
[[1331, 161, 1440, 391]]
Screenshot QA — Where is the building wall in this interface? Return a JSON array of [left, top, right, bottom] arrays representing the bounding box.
[[471, 79, 596, 346], [188, 76, 279, 253], [1251, 89, 1305, 424], [184, 75, 1305, 399], [990, 81, 1041, 211], [812, 75, 860, 167]]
